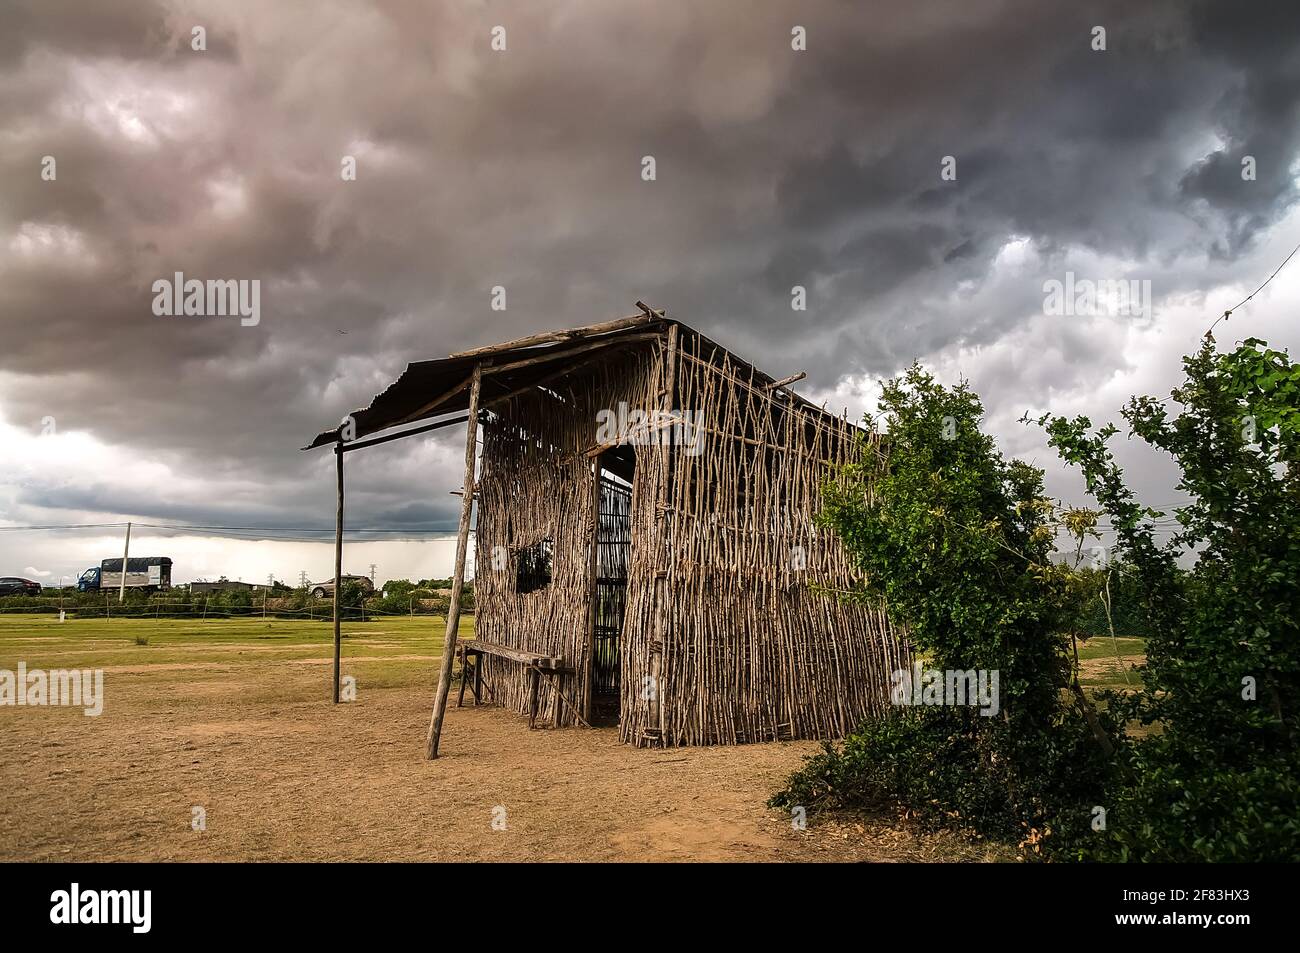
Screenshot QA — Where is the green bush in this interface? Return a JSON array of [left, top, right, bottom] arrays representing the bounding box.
[[772, 365, 1117, 858], [1061, 564, 1154, 639], [776, 337, 1300, 862], [1042, 337, 1300, 861]]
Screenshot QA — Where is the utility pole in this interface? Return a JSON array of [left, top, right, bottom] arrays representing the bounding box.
[[369, 563, 377, 585], [118, 521, 131, 603], [299, 570, 309, 589]]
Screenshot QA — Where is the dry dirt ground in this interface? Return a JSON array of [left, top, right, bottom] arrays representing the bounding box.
[[0, 620, 1008, 862]]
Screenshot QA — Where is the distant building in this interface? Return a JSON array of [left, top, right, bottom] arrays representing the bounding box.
[[190, 578, 293, 594], [189, 579, 255, 594]]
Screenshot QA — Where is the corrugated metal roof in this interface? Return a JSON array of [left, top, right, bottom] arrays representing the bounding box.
[[302, 311, 861, 450], [303, 319, 667, 449]]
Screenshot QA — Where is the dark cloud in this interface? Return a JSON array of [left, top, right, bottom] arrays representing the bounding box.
[[1, 0, 1299, 537]]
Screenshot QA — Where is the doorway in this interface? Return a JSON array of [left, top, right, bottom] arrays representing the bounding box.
[[591, 470, 631, 725]]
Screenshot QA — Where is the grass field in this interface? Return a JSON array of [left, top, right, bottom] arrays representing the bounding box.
[[1076, 634, 1146, 692], [0, 613, 465, 698], [0, 613, 1014, 862]]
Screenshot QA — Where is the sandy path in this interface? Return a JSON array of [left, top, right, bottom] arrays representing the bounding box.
[[0, 655, 1001, 862]]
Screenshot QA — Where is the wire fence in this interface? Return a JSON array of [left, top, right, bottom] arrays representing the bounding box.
[[0, 596, 471, 622]]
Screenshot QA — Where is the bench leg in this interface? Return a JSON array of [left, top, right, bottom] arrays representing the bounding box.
[[474, 653, 483, 705], [528, 667, 540, 729], [457, 648, 469, 708]]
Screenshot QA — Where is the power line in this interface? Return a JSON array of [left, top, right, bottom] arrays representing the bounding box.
[[1204, 236, 1300, 338], [0, 522, 128, 531]]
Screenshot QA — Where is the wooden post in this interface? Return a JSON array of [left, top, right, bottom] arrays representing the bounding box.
[[456, 646, 469, 708], [426, 364, 483, 758], [118, 521, 131, 603], [333, 439, 344, 704]]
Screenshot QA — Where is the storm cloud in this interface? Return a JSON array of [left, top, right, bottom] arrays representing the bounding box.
[[1, 0, 1299, 579]]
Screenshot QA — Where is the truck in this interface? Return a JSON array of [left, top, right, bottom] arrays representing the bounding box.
[[77, 557, 173, 593]]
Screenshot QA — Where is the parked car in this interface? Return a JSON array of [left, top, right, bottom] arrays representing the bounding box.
[[310, 575, 375, 599], [0, 577, 42, 596]]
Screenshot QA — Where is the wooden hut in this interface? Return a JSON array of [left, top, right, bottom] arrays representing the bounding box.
[[305, 304, 910, 756]]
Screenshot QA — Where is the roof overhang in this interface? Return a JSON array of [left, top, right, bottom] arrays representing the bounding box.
[[302, 305, 868, 452], [302, 315, 666, 450]]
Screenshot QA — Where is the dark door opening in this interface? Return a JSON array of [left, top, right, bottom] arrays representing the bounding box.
[[591, 470, 631, 726]]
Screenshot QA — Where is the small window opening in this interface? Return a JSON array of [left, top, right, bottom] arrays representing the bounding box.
[[516, 538, 554, 593]]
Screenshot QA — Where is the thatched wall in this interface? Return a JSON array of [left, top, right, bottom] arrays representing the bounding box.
[[473, 348, 660, 726], [618, 328, 911, 745], [472, 328, 911, 744]]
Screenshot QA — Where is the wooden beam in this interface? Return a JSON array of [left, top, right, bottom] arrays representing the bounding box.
[[582, 409, 691, 458], [461, 638, 564, 668], [448, 313, 658, 360], [480, 339, 650, 412], [764, 371, 806, 391], [338, 414, 469, 453], [482, 332, 661, 378], [332, 440, 344, 704], [426, 364, 483, 758], [661, 321, 679, 523]]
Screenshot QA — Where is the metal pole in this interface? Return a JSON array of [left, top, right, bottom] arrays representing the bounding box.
[[333, 439, 344, 703], [118, 521, 131, 603]]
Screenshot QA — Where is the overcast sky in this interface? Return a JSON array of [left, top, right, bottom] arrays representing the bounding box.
[[2, 0, 1298, 585]]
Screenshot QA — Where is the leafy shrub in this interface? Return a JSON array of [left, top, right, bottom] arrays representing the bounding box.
[[1041, 337, 1300, 861], [773, 365, 1117, 858], [778, 337, 1300, 862]]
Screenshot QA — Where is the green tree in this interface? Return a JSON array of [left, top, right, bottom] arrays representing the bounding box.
[[338, 578, 369, 609], [773, 365, 1114, 855], [1040, 336, 1300, 860]]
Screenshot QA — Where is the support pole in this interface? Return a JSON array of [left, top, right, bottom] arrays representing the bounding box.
[[333, 439, 344, 704], [118, 521, 131, 603], [426, 364, 483, 758]]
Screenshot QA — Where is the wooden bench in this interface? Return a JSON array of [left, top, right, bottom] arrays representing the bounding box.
[[457, 638, 574, 728]]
